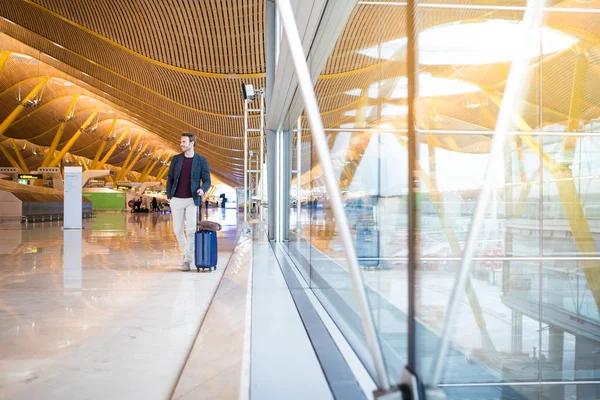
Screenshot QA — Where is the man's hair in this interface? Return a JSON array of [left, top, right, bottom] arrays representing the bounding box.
[[181, 132, 196, 145]]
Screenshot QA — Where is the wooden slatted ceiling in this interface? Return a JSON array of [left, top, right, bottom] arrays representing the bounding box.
[[0, 1, 269, 185], [2, 0, 600, 185], [0, 38, 261, 141], [29, 0, 265, 74], [0, 17, 265, 114]]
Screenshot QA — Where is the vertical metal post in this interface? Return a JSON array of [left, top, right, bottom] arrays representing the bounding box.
[[276, 129, 281, 241], [260, 91, 265, 230], [537, 16, 545, 384], [406, 0, 419, 375], [275, 0, 390, 392], [296, 117, 302, 233], [282, 130, 292, 242], [244, 99, 250, 232], [266, 0, 277, 240]]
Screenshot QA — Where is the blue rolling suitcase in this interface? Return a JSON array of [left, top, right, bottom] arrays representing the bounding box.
[[356, 223, 379, 269], [195, 208, 218, 272]]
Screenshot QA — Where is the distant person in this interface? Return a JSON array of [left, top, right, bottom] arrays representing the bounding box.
[[166, 132, 211, 272], [133, 197, 142, 211], [151, 197, 158, 213], [205, 199, 209, 209]]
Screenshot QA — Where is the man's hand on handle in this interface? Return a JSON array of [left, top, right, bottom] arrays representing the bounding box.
[[197, 189, 204, 196]]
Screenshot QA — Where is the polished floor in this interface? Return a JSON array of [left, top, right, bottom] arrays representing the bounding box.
[[0, 208, 239, 400]]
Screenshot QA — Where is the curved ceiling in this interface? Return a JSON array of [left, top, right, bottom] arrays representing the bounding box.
[[1, 0, 600, 188], [0, 0, 266, 187]]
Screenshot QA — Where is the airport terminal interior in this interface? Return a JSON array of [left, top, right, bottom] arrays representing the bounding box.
[[1, 0, 599, 399]]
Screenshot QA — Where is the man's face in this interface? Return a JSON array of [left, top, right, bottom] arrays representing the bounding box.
[[180, 136, 193, 152]]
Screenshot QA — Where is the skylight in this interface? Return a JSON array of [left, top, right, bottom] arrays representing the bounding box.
[[357, 20, 578, 65], [344, 73, 481, 99]]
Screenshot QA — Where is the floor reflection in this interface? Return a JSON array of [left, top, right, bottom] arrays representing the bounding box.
[[0, 209, 239, 399]]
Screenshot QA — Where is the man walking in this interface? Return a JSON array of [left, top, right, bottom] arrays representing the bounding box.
[[166, 132, 211, 271]]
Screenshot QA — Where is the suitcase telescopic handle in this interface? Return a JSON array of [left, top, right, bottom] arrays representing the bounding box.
[[196, 202, 202, 231]]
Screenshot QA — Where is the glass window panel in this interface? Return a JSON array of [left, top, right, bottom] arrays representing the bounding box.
[[284, 0, 600, 395]]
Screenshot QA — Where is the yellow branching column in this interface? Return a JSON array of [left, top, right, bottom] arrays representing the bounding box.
[[418, 138, 497, 352], [488, 87, 600, 309], [117, 141, 150, 182], [0, 51, 10, 77], [115, 134, 142, 181], [0, 77, 50, 138], [97, 127, 131, 169], [521, 136, 600, 309], [155, 155, 174, 182], [41, 95, 79, 167], [48, 110, 100, 168], [0, 140, 21, 170], [90, 118, 118, 169], [139, 149, 163, 182], [10, 139, 29, 173], [155, 166, 168, 182], [562, 55, 587, 159]]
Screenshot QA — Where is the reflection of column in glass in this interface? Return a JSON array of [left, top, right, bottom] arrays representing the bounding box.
[[63, 229, 82, 290], [548, 326, 564, 395], [296, 117, 301, 234], [575, 336, 600, 399], [511, 310, 523, 354]]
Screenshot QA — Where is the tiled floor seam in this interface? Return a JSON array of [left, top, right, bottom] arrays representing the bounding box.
[[169, 232, 246, 399]]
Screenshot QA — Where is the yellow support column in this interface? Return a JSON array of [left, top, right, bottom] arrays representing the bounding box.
[[0, 51, 10, 77], [79, 156, 89, 171], [155, 155, 173, 182], [487, 93, 600, 309], [417, 152, 496, 352], [10, 139, 29, 173], [41, 95, 79, 167], [0, 77, 49, 138], [154, 166, 167, 182], [97, 127, 131, 169], [90, 118, 118, 169], [48, 110, 99, 168], [563, 56, 588, 156], [139, 149, 162, 182], [118, 142, 150, 182], [115, 134, 142, 181], [0, 141, 21, 170]]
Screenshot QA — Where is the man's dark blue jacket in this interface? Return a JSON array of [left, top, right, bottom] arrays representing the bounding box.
[[166, 152, 211, 207]]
